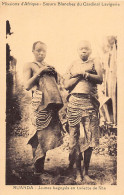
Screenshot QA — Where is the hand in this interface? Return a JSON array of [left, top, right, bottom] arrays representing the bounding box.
[[71, 70, 86, 78], [47, 65, 55, 71], [36, 66, 53, 76], [80, 70, 86, 78]]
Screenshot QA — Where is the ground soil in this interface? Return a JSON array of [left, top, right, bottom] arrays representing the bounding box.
[[6, 135, 117, 185]]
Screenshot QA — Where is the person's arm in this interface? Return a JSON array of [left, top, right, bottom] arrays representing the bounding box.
[[23, 63, 38, 91], [23, 63, 53, 91], [64, 64, 81, 91], [64, 76, 81, 91], [85, 58, 103, 84], [69, 58, 103, 84]]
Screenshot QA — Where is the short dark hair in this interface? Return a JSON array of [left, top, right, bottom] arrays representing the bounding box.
[[32, 41, 46, 51]]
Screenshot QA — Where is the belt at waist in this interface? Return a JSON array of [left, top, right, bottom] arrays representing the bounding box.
[[72, 93, 91, 99]]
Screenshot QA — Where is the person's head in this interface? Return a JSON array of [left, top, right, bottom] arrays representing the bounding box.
[[32, 41, 47, 62], [107, 36, 116, 46], [77, 40, 92, 61]]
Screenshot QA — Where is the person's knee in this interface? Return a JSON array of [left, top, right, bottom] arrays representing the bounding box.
[[69, 141, 77, 151]]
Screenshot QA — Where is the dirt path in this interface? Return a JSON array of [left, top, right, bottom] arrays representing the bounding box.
[[6, 136, 117, 185]]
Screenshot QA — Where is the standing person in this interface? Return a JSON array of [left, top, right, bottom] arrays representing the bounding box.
[[64, 40, 103, 183], [23, 41, 63, 175]]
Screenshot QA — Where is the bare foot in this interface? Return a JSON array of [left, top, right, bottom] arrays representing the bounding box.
[[34, 168, 45, 176], [75, 171, 82, 184], [34, 171, 42, 176], [83, 175, 96, 184]]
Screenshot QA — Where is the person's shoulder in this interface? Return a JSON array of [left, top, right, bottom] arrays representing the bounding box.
[[25, 62, 34, 67], [69, 59, 80, 69], [72, 59, 81, 64], [23, 62, 34, 71], [92, 57, 102, 72], [92, 57, 101, 63]]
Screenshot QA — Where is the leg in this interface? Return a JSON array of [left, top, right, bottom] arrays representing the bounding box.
[[68, 124, 80, 169], [69, 124, 83, 182], [34, 155, 46, 175], [75, 152, 83, 183], [83, 147, 93, 176], [83, 147, 93, 175], [81, 114, 96, 183], [30, 132, 46, 175], [83, 147, 95, 183], [68, 151, 75, 170], [81, 116, 92, 177]]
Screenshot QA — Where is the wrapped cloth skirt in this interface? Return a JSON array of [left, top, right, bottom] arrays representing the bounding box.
[[67, 94, 100, 155]]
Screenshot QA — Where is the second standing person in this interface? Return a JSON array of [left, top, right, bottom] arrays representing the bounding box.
[[64, 40, 103, 183]]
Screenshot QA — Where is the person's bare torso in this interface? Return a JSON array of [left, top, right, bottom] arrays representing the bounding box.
[[70, 59, 97, 95]]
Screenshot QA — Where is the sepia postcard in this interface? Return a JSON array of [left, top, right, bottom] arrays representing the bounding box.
[[0, 0, 124, 194]]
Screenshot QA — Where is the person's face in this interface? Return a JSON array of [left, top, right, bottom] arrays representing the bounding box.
[[78, 42, 91, 61], [33, 43, 47, 62], [107, 36, 115, 46]]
